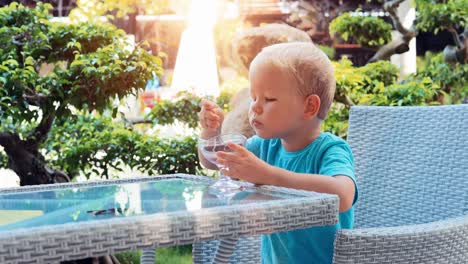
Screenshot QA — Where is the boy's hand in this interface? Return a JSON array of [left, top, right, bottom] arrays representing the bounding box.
[[216, 143, 272, 185], [199, 99, 224, 139]]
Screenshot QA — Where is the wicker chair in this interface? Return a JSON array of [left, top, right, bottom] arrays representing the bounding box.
[[192, 105, 468, 263], [333, 105, 468, 263]]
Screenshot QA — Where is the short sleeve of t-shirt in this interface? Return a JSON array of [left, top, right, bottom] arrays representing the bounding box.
[[319, 143, 359, 205]]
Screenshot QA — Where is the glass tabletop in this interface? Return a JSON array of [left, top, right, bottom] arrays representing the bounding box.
[[0, 178, 301, 232]]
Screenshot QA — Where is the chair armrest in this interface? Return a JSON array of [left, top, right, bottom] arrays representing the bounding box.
[[333, 215, 468, 264]]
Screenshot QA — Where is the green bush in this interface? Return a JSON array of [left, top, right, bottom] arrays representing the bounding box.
[[360, 60, 399, 89], [332, 58, 399, 106], [416, 53, 468, 104], [46, 113, 200, 180], [147, 92, 202, 128], [416, 0, 467, 34], [329, 12, 392, 47], [321, 104, 349, 139], [322, 53, 466, 138], [363, 77, 440, 106], [115, 246, 192, 264], [332, 58, 367, 106], [146, 90, 235, 128]]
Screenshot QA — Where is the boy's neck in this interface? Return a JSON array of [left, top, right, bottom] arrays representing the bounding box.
[[280, 121, 322, 152]]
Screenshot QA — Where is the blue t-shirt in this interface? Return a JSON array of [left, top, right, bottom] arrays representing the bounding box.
[[246, 132, 358, 264]]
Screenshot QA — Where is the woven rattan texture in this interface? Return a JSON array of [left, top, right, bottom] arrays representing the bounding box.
[[191, 185, 343, 264], [348, 105, 468, 227], [334, 215, 468, 263], [193, 236, 260, 264], [333, 105, 468, 264], [0, 174, 338, 264]]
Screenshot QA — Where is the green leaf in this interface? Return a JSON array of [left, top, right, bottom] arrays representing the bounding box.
[[2, 59, 19, 67]]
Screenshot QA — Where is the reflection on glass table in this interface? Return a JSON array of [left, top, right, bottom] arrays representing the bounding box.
[[0, 174, 338, 264], [0, 178, 296, 232]]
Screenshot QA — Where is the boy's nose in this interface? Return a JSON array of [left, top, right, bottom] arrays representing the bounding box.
[[250, 101, 262, 115]]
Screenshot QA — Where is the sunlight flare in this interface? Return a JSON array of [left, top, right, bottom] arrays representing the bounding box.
[[171, 0, 220, 97]]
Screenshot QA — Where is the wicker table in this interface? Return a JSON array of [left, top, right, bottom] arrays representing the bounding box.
[[0, 174, 338, 264]]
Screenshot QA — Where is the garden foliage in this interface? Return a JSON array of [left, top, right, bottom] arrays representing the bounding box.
[[1, 52, 465, 178], [0, 2, 466, 182], [416, 0, 467, 34], [329, 0, 466, 63], [329, 12, 392, 47], [146, 90, 233, 129], [0, 2, 162, 184], [45, 112, 199, 179]]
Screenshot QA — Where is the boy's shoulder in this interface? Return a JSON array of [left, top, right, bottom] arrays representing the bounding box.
[[313, 132, 352, 155], [320, 132, 348, 144]]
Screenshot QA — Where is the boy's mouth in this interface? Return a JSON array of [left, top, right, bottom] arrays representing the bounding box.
[[251, 119, 263, 128]]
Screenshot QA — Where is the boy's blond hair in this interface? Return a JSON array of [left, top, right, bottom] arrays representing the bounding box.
[[250, 42, 336, 120]]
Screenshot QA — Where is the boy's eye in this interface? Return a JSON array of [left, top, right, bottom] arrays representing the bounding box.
[[265, 97, 276, 102]]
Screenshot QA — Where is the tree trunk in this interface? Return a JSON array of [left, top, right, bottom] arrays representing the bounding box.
[[1, 132, 120, 264], [1, 132, 69, 186]]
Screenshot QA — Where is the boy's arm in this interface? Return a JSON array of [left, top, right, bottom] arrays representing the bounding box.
[[217, 143, 356, 212], [265, 167, 356, 212]]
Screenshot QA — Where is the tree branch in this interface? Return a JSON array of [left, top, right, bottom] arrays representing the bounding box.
[[368, 0, 417, 62], [335, 92, 355, 107], [462, 28, 468, 63], [122, 117, 152, 127], [384, 0, 414, 37], [12, 34, 25, 68], [384, 0, 406, 9], [23, 90, 49, 106], [0, 132, 17, 150], [27, 111, 56, 148], [447, 27, 462, 48], [368, 34, 411, 62]]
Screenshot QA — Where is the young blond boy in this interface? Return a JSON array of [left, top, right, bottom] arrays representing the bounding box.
[[199, 42, 358, 264]]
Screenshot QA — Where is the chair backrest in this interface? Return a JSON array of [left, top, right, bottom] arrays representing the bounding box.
[[347, 105, 468, 228]]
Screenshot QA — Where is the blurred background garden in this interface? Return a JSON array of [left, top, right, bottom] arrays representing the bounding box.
[[0, 0, 466, 263]]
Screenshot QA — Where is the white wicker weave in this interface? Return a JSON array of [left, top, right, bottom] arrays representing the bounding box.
[[0, 174, 338, 264], [332, 105, 468, 263]]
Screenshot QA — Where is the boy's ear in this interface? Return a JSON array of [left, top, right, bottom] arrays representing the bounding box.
[[304, 94, 320, 119]]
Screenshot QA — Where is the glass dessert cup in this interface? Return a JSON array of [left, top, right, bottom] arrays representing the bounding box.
[[199, 133, 247, 194]]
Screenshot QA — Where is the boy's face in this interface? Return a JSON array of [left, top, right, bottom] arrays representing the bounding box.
[[248, 62, 309, 139]]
